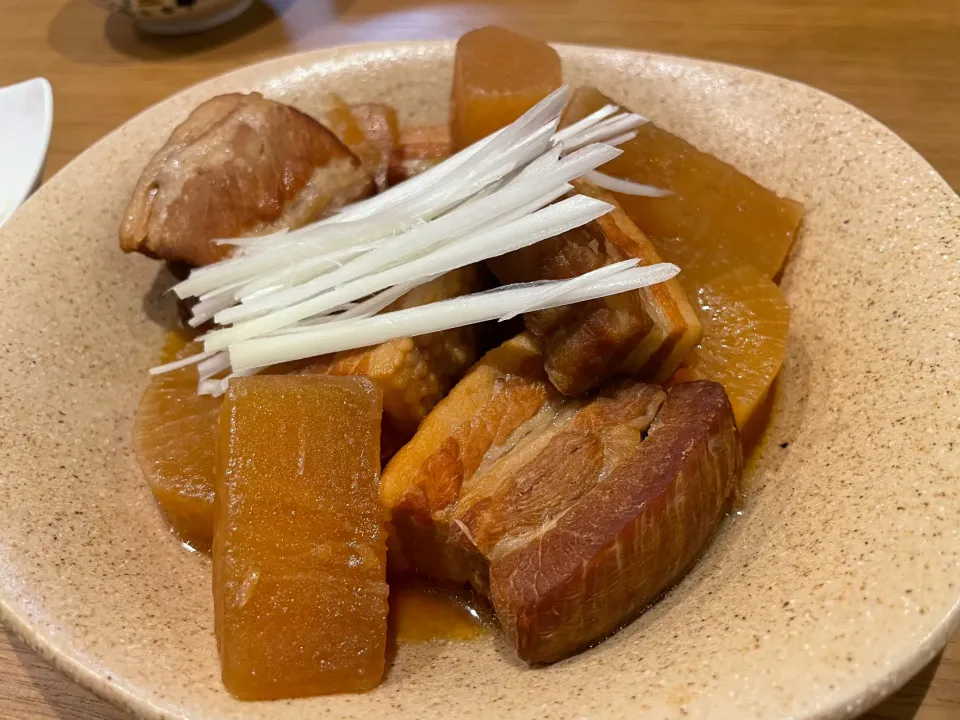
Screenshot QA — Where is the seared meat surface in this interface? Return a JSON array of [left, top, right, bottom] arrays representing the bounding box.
[[120, 92, 373, 266]]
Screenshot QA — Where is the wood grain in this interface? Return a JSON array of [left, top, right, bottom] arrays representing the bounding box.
[[0, 0, 957, 718]]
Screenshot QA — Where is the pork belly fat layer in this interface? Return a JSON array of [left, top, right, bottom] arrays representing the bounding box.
[[381, 333, 557, 582]]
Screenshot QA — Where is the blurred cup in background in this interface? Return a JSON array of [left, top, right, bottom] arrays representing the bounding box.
[[88, 0, 254, 35]]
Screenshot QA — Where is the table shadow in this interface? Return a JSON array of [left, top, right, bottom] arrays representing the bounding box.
[[140, 262, 183, 331], [6, 626, 127, 720], [860, 651, 943, 719]]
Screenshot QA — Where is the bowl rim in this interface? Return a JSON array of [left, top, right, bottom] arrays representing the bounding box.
[[0, 77, 53, 228], [1, 39, 958, 720]]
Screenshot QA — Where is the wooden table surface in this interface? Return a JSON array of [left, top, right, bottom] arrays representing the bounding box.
[[0, 0, 957, 718]]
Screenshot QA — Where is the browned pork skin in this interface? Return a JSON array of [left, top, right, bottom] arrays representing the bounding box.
[[487, 180, 701, 396], [120, 92, 373, 266]]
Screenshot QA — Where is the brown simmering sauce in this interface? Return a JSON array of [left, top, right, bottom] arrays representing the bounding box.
[[389, 578, 493, 643]]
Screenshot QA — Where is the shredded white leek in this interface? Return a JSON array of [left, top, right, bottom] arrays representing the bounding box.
[[148, 349, 216, 376], [157, 86, 674, 393], [228, 262, 679, 373], [582, 170, 673, 197], [498, 259, 640, 322]]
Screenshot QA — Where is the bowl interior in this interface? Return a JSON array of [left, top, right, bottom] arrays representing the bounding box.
[[0, 41, 958, 720]]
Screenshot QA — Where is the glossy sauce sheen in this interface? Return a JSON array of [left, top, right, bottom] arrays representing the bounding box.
[[213, 375, 387, 700], [147, 335, 488, 647], [390, 579, 492, 642]]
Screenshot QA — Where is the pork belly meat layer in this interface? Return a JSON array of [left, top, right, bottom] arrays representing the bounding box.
[[381, 333, 559, 581], [120, 92, 373, 266], [490, 380, 741, 663]]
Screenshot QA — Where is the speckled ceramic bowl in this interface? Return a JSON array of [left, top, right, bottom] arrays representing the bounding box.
[[0, 41, 958, 720]]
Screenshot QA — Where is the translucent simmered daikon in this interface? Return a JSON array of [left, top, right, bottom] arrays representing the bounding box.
[[451, 26, 562, 150], [214, 375, 387, 700], [135, 334, 219, 551], [561, 87, 804, 280]]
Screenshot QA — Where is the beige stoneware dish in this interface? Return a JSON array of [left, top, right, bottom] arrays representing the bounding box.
[[0, 41, 958, 720]]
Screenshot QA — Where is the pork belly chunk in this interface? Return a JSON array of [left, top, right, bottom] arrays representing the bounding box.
[[489, 380, 741, 663], [383, 333, 741, 663], [120, 92, 373, 266], [487, 180, 700, 396], [381, 333, 559, 581]]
